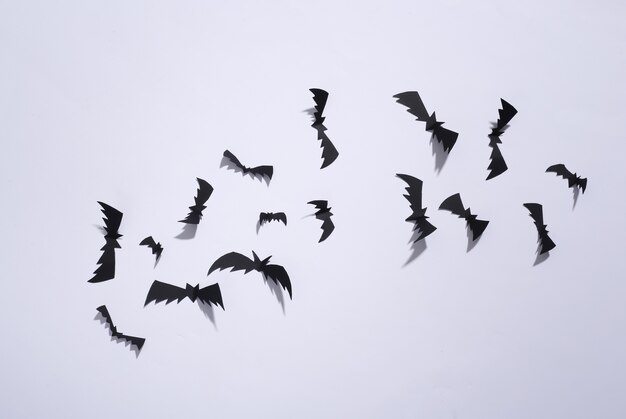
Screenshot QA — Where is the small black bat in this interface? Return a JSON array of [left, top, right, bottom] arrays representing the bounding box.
[[222, 150, 273, 181], [144, 280, 224, 308], [439, 193, 489, 241], [396, 174, 437, 242], [208, 251, 292, 299], [393, 91, 458, 153], [89, 201, 123, 283], [310, 88, 339, 169], [139, 236, 163, 262], [523, 203, 556, 255], [308, 200, 335, 242], [486, 99, 518, 180], [96, 305, 145, 351], [179, 177, 214, 224], [259, 212, 287, 226], [546, 164, 587, 193]]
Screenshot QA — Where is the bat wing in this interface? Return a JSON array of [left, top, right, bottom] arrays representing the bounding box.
[[467, 219, 489, 241], [275, 212, 287, 226], [197, 283, 225, 310], [179, 178, 213, 224], [393, 91, 429, 121], [139, 236, 157, 248], [96, 305, 145, 351], [98, 202, 123, 235], [308, 200, 329, 212], [249, 165, 274, 180], [546, 164, 573, 179], [144, 280, 188, 306], [223, 150, 245, 171], [439, 193, 465, 216], [310, 88, 329, 124], [524, 203, 555, 254], [538, 233, 556, 254], [316, 130, 339, 169], [396, 174, 424, 214], [262, 264, 293, 299], [495, 99, 518, 130], [207, 251, 256, 275], [432, 126, 458, 153], [486, 141, 508, 180], [89, 242, 117, 283], [523, 203, 545, 227], [413, 218, 437, 242], [316, 212, 335, 242]]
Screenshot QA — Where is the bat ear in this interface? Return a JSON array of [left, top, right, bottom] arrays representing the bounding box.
[[252, 251, 259, 262]]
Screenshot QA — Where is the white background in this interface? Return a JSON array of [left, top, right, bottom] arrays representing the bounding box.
[[1, 1, 626, 418]]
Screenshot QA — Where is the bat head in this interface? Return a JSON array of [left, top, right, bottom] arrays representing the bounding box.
[[425, 112, 443, 131], [186, 283, 200, 302], [252, 251, 271, 269]]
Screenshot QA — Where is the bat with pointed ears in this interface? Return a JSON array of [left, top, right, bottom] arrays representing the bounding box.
[[259, 212, 287, 227], [486, 99, 518, 180], [523, 203, 556, 255], [393, 91, 458, 153], [222, 150, 273, 181], [396, 174, 436, 241], [179, 177, 214, 224], [308, 200, 335, 242], [140, 236, 163, 262], [439, 193, 489, 241], [546, 164, 587, 193], [310, 88, 339, 169], [89, 202, 123, 283], [208, 251, 292, 299], [144, 280, 224, 308], [96, 305, 145, 352]]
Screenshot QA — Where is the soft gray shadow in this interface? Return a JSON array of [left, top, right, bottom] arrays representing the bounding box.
[[262, 275, 286, 314], [303, 107, 316, 123], [533, 249, 550, 266], [256, 219, 261, 235], [153, 256, 161, 269], [93, 224, 107, 234], [197, 301, 217, 329], [175, 223, 198, 240], [466, 226, 483, 252], [403, 229, 428, 267], [430, 136, 449, 174], [220, 156, 271, 186], [94, 313, 141, 358], [572, 186, 580, 209]]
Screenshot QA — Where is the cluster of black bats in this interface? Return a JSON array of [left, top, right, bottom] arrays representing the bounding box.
[[90, 89, 587, 354]]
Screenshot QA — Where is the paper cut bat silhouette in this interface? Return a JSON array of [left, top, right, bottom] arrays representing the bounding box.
[[208, 251, 292, 299], [222, 150, 273, 180], [96, 305, 145, 351], [179, 177, 213, 224], [259, 212, 287, 226], [393, 91, 458, 153], [546, 164, 587, 193], [486, 99, 518, 180], [396, 174, 436, 242], [139, 236, 163, 262], [89, 202, 123, 283], [310, 88, 339, 168], [144, 280, 224, 308], [308, 200, 335, 242], [439, 193, 489, 241], [523, 203, 556, 255]]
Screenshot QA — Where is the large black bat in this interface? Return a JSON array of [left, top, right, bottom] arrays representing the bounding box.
[[486, 99, 518, 180], [139, 236, 163, 262], [259, 212, 287, 226], [222, 150, 273, 181], [179, 177, 214, 224], [393, 91, 458, 153], [144, 280, 224, 308], [523, 203, 556, 255], [308, 200, 335, 242], [89, 201, 123, 283], [396, 174, 437, 241], [96, 305, 145, 351], [439, 193, 489, 241], [208, 251, 292, 299], [546, 164, 587, 193], [310, 88, 339, 169]]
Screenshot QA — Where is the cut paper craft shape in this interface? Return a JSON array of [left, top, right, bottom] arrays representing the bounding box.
[[139, 236, 163, 263], [396, 174, 436, 242], [208, 251, 292, 299], [310, 88, 339, 168], [393, 91, 458, 153], [144, 280, 224, 308], [96, 305, 145, 352], [486, 99, 518, 180], [523, 203, 556, 255], [179, 177, 213, 224], [222, 150, 273, 181], [89, 202, 123, 283], [308, 200, 335, 242], [259, 212, 287, 226], [546, 164, 587, 193], [439, 193, 489, 241]]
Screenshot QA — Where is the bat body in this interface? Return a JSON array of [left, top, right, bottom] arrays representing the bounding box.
[[393, 91, 458, 153], [523, 203, 556, 254], [139, 236, 163, 262], [179, 177, 214, 224], [546, 164, 587, 193], [308, 200, 335, 242], [439, 193, 489, 241], [310, 88, 339, 168], [144, 280, 224, 308], [486, 99, 518, 180], [89, 202, 123, 283], [208, 251, 292, 299], [223, 150, 273, 180], [396, 174, 436, 241], [96, 305, 145, 351], [259, 212, 287, 226]]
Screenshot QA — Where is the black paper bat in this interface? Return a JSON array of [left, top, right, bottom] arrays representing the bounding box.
[[486, 99, 518, 180], [222, 150, 273, 181], [396, 174, 437, 242], [179, 177, 214, 224], [393, 91, 458, 153], [139, 236, 163, 262], [308, 200, 335, 242], [89, 201, 123, 283], [96, 305, 145, 351], [546, 164, 587, 193], [523, 203, 556, 255], [144, 280, 224, 308], [259, 212, 287, 226], [439, 193, 489, 241], [310, 88, 339, 169], [208, 251, 292, 299]]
